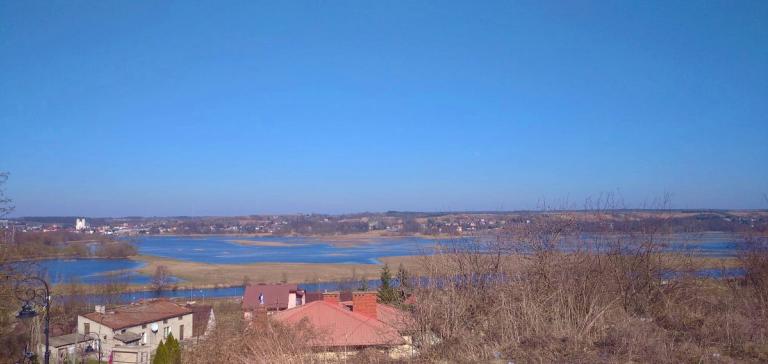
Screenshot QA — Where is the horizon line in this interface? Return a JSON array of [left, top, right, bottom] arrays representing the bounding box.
[[7, 208, 768, 220]]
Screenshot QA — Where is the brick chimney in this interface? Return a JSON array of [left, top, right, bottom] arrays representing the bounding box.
[[322, 291, 340, 305], [352, 291, 377, 319]]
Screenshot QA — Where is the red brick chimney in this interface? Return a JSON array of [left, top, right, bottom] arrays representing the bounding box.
[[322, 291, 340, 305], [352, 291, 378, 319]]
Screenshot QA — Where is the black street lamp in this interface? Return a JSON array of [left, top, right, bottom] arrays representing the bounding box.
[[17, 303, 37, 320], [14, 276, 51, 364]]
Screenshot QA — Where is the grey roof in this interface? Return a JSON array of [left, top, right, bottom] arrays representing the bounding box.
[[114, 331, 142, 343], [50, 333, 92, 348]]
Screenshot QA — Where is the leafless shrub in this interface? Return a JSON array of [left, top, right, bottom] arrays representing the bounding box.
[[409, 202, 768, 363], [739, 235, 768, 317], [184, 301, 317, 364]]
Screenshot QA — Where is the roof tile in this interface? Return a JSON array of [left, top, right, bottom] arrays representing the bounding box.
[[272, 301, 406, 348]]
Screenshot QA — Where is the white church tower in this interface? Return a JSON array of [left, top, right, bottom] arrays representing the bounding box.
[[75, 218, 87, 231]]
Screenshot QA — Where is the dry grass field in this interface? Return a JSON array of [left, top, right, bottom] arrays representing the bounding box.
[[128, 252, 738, 290], [130, 254, 425, 288]]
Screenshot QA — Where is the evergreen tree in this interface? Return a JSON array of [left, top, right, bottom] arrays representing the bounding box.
[[378, 264, 398, 303], [165, 333, 182, 364], [153, 339, 168, 364]]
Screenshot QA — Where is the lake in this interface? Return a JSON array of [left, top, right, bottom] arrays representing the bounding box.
[[132, 235, 440, 264], [20, 232, 748, 287], [20, 259, 182, 285], [20, 235, 440, 285]]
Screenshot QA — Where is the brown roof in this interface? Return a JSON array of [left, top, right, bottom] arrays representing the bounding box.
[[272, 301, 405, 348], [82, 300, 192, 330], [187, 304, 213, 337], [242, 283, 303, 311]]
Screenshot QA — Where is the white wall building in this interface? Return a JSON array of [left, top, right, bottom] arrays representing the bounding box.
[[77, 300, 193, 361]]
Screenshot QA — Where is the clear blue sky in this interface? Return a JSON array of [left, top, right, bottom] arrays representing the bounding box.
[[1, 1, 767, 216]]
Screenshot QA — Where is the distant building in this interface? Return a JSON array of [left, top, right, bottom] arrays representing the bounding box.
[[75, 218, 87, 231], [242, 283, 305, 319], [77, 299, 193, 361]]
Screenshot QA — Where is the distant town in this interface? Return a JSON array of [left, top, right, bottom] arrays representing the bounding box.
[[3, 209, 766, 237]]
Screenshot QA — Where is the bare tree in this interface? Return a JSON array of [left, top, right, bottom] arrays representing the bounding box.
[[1, 172, 14, 250], [0, 172, 13, 220], [0, 172, 27, 361], [152, 265, 172, 292]]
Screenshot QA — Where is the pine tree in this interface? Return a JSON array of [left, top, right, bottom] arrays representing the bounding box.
[[378, 264, 398, 303], [165, 333, 182, 364], [153, 339, 168, 364]]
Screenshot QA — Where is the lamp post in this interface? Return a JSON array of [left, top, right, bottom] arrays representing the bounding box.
[[14, 276, 51, 364]]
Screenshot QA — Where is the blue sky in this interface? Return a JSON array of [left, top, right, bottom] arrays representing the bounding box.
[[1, 1, 766, 216]]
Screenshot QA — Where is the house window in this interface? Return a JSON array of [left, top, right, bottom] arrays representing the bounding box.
[[84, 323, 90, 334], [179, 325, 184, 340], [163, 326, 170, 338]]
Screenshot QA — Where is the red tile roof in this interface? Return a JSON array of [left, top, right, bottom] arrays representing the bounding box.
[[82, 300, 192, 330], [243, 283, 301, 311], [272, 301, 406, 348], [339, 300, 415, 332], [376, 304, 415, 333]]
